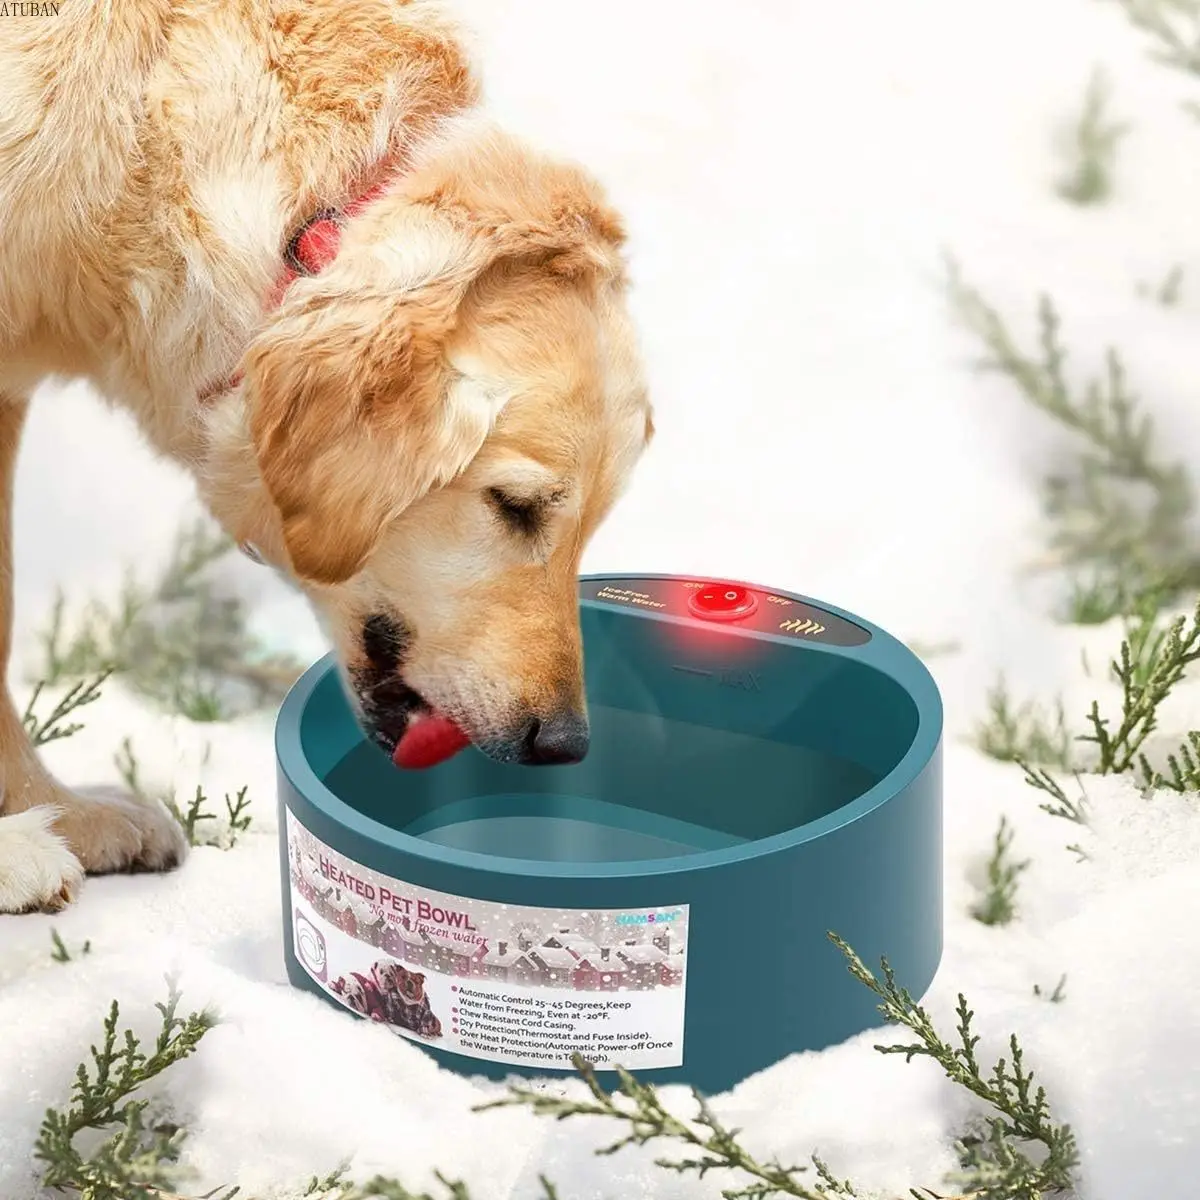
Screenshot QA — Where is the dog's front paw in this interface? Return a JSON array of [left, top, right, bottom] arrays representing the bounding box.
[[0, 808, 86, 913], [49, 784, 189, 875]]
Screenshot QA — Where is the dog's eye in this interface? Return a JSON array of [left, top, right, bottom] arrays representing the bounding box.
[[486, 488, 543, 536]]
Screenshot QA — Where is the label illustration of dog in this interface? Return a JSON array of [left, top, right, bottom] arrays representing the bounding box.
[[372, 960, 443, 1039], [331, 959, 442, 1040]]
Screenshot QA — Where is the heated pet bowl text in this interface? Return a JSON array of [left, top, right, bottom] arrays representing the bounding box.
[[615, 909, 683, 926], [318, 855, 477, 930]]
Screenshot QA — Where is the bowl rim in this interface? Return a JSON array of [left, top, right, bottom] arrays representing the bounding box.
[[276, 575, 943, 880]]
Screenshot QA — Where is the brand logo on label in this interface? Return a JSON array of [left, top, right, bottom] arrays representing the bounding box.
[[616, 909, 684, 926]]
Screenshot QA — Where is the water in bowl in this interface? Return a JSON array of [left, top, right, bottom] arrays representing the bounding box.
[[321, 703, 881, 864]]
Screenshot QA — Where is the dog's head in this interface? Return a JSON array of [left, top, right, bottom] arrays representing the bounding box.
[[374, 960, 425, 1003], [399, 969, 426, 1004], [240, 124, 652, 768]]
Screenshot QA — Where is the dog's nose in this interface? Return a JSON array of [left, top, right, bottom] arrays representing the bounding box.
[[523, 712, 590, 765]]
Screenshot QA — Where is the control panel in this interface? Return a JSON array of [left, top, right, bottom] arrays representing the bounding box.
[[578, 576, 871, 647]]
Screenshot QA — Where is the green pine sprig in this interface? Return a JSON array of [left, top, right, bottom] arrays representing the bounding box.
[[946, 262, 1199, 621], [479, 938, 1077, 1200], [829, 936, 1078, 1200], [1055, 67, 1130, 206], [1018, 764, 1090, 825], [117, 738, 253, 849], [1140, 728, 1200, 790], [35, 518, 303, 723], [33, 986, 548, 1200], [1033, 976, 1068, 1004], [1137, 262, 1186, 306], [476, 1058, 842, 1200], [298, 1165, 561, 1200], [1081, 596, 1200, 773], [1019, 593, 1200, 840], [162, 786, 253, 849], [303, 1170, 474, 1200], [32, 957, 1083, 1200], [972, 678, 1074, 769], [51, 928, 92, 963], [22, 670, 111, 747], [1110, 0, 1200, 100], [970, 817, 1031, 927], [1017, 765, 1091, 860], [34, 978, 217, 1200]]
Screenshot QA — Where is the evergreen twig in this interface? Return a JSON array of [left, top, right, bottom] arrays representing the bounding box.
[[1033, 976, 1068, 1004], [33, 986, 488, 1200], [1137, 262, 1185, 306], [1018, 764, 1092, 860], [829, 936, 1079, 1200], [30, 959, 1081, 1200], [22, 670, 111, 747], [1018, 764, 1090, 825], [303, 1171, 475, 1199], [1111, 0, 1200, 105], [117, 739, 252, 849], [480, 937, 1078, 1200], [1016, 589, 1200, 843], [476, 1057, 845, 1200], [299, 1170, 560, 1199], [51, 929, 92, 963], [946, 262, 1199, 620], [1140, 728, 1200, 789], [115, 736, 151, 799], [1055, 67, 1129, 205], [970, 817, 1030, 927], [34, 978, 216, 1200], [162, 786, 253, 850], [164, 788, 219, 847], [972, 678, 1073, 768], [223, 788, 253, 841], [1080, 595, 1200, 773], [35, 518, 304, 722]]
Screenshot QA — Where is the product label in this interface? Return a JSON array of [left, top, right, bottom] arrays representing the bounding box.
[[285, 810, 689, 1070]]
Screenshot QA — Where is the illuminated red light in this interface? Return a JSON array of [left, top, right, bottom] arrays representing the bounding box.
[[688, 583, 758, 622]]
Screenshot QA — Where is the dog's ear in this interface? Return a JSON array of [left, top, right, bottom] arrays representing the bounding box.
[[406, 127, 628, 283], [245, 139, 626, 586], [245, 277, 483, 584]]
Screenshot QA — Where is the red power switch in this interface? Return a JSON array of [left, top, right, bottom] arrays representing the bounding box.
[[688, 583, 758, 622]]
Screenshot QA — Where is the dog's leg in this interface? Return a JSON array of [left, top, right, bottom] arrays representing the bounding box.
[[0, 396, 187, 914]]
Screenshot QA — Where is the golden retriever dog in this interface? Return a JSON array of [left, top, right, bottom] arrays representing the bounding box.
[[0, 0, 653, 913]]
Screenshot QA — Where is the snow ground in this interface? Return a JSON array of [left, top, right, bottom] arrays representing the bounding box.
[[3, 0, 1200, 1195]]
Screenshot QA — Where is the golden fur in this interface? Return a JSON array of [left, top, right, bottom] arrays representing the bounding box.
[[0, 0, 652, 913]]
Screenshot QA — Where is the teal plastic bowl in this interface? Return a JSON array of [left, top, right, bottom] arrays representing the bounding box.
[[278, 575, 943, 1094]]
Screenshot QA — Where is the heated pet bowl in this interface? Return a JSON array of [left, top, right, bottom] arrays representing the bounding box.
[[278, 575, 942, 1094]]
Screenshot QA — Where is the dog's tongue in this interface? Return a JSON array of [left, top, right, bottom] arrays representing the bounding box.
[[392, 711, 471, 770]]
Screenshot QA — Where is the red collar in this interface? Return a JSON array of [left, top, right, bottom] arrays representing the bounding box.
[[198, 178, 393, 404]]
